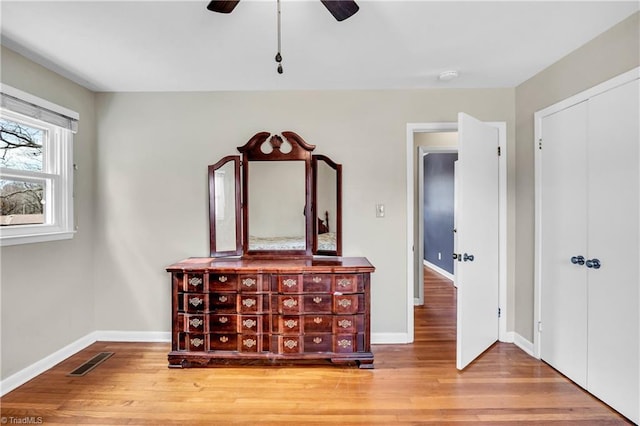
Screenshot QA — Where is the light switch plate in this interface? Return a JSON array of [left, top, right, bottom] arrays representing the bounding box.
[[376, 204, 385, 218]]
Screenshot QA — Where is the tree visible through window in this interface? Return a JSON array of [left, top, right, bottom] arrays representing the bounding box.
[[0, 117, 46, 226]]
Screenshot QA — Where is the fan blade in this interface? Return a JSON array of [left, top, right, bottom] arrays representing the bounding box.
[[207, 1, 240, 14], [321, 0, 359, 21]]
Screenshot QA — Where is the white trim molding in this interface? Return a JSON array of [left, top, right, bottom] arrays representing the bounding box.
[[513, 333, 536, 358], [407, 121, 508, 346], [98, 331, 171, 342], [371, 332, 412, 345]]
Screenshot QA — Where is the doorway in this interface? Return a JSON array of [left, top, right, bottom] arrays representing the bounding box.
[[422, 150, 458, 285], [416, 135, 458, 305], [405, 121, 508, 347]]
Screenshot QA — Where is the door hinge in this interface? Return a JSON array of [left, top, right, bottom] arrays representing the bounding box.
[[497, 146, 501, 156], [538, 139, 543, 150], [538, 321, 543, 332], [498, 308, 501, 318]]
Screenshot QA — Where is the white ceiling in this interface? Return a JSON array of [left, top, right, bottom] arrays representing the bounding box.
[[1, 1, 638, 92]]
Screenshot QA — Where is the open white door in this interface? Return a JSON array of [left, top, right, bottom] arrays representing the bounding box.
[[455, 113, 500, 370]]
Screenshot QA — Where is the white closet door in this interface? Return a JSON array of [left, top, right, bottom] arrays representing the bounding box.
[[586, 79, 639, 424], [540, 102, 589, 388]]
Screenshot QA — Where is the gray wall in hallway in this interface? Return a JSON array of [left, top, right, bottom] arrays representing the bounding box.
[[423, 153, 458, 273]]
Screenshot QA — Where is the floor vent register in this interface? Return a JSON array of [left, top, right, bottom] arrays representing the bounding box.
[[67, 352, 114, 377]]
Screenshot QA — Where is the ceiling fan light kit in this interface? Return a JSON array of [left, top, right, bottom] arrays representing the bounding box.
[[206, 0, 359, 74]]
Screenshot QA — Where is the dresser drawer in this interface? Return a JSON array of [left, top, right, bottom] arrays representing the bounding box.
[[333, 315, 363, 333], [304, 315, 333, 333], [209, 333, 238, 351], [210, 292, 237, 313], [274, 315, 334, 333], [304, 334, 332, 353], [239, 275, 267, 292], [275, 315, 302, 333], [277, 336, 302, 354], [334, 334, 357, 353], [178, 293, 208, 313], [238, 294, 268, 313], [183, 274, 205, 293], [239, 334, 267, 353], [278, 274, 332, 293], [210, 314, 237, 332], [277, 275, 303, 293], [178, 333, 207, 352], [304, 294, 332, 313], [303, 274, 331, 292], [239, 315, 269, 334], [275, 295, 303, 314], [209, 273, 238, 292], [333, 294, 362, 314], [333, 274, 363, 293], [178, 314, 207, 333]]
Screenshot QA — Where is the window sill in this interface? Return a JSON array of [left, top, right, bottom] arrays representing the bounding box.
[[0, 230, 76, 247]]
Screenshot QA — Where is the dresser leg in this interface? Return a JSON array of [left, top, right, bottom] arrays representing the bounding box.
[[357, 359, 374, 369]]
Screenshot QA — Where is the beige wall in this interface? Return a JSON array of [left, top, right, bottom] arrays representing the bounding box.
[[514, 12, 640, 341], [0, 46, 97, 378], [414, 131, 458, 148], [93, 89, 515, 337]]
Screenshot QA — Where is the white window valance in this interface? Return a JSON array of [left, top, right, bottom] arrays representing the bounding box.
[[0, 85, 78, 133]]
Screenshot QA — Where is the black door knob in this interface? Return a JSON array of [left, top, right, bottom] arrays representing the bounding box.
[[586, 258, 601, 269], [463, 253, 474, 262], [571, 256, 585, 265]]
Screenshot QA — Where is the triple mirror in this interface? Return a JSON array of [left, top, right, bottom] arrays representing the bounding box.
[[209, 131, 342, 257]]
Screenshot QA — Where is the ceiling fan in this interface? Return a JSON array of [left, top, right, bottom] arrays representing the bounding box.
[[206, 0, 359, 22], [206, 0, 359, 74]]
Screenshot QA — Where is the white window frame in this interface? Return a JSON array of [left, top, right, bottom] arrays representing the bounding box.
[[0, 86, 77, 246]]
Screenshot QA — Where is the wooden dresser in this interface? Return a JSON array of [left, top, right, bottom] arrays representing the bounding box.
[[166, 256, 375, 368]]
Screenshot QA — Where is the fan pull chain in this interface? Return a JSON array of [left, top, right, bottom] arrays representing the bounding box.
[[275, 0, 283, 74]]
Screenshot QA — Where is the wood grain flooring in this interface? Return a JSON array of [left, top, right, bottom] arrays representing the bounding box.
[[0, 268, 631, 425]]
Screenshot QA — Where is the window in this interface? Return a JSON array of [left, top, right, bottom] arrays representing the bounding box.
[[0, 85, 78, 246]]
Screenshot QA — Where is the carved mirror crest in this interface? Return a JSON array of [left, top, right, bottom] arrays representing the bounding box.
[[208, 131, 342, 258]]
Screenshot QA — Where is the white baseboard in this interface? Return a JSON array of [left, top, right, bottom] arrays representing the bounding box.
[[0, 330, 170, 396], [0, 331, 98, 396], [512, 332, 536, 358], [500, 331, 515, 344], [98, 330, 171, 342], [423, 260, 455, 281], [371, 332, 411, 344]]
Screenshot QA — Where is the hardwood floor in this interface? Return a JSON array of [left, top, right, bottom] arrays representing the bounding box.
[[1, 268, 631, 425]]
